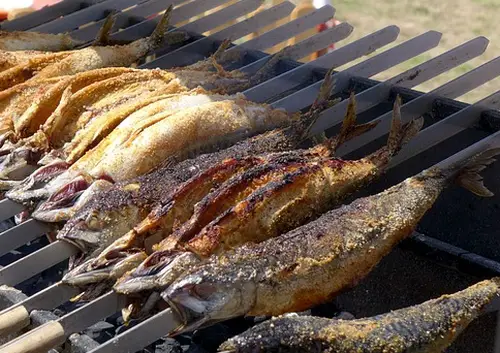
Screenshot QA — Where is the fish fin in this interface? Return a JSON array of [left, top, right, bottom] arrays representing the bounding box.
[[148, 5, 173, 50], [293, 68, 337, 142], [247, 45, 295, 87], [386, 95, 424, 156], [455, 148, 500, 197], [319, 93, 379, 152], [92, 12, 116, 46]]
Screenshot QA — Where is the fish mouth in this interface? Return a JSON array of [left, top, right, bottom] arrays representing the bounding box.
[[62, 251, 148, 286], [164, 291, 212, 336], [32, 179, 113, 222], [114, 251, 202, 295], [5, 160, 71, 203]]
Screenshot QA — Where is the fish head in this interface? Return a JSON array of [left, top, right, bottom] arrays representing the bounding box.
[[62, 241, 148, 286], [114, 250, 202, 294], [163, 264, 257, 335]]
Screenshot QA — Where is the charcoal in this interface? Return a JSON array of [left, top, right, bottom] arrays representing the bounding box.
[[0, 285, 27, 308], [30, 309, 58, 326], [154, 337, 183, 353], [183, 342, 209, 353], [83, 321, 115, 342], [335, 311, 355, 320], [192, 322, 244, 352], [310, 300, 342, 318], [66, 333, 100, 353]]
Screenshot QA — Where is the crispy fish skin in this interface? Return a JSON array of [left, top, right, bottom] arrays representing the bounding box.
[[112, 99, 411, 294], [164, 148, 500, 333], [0, 50, 51, 71], [219, 278, 500, 353], [33, 6, 174, 79], [0, 51, 73, 91], [0, 31, 83, 51], [56, 73, 337, 271]]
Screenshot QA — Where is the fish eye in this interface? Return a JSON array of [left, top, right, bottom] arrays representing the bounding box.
[[85, 212, 102, 230]]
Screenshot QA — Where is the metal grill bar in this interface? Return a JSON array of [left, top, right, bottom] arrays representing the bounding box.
[[70, 0, 184, 41], [388, 90, 500, 168], [0, 241, 78, 287], [142, 1, 296, 68], [244, 25, 400, 101], [239, 22, 354, 73], [234, 5, 335, 52], [112, 0, 269, 44], [309, 36, 489, 135], [0, 220, 50, 258], [336, 55, 500, 157], [272, 30, 442, 111], [31, 0, 145, 33], [0, 0, 104, 31]]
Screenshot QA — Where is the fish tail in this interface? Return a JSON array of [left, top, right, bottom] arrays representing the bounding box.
[[293, 68, 337, 142], [319, 92, 380, 153], [247, 45, 295, 87], [446, 147, 500, 197], [148, 5, 173, 50], [92, 11, 116, 46], [385, 95, 424, 157]]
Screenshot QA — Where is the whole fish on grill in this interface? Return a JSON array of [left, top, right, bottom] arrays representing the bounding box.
[[0, 30, 84, 52], [105, 97, 417, 302], [55, 72, 339, 269], [0, 68, 137, 182], [163, 147, 499, 334], [0, 7, 178, 92], [1, 41, 286, 196], [0, 50, 52, 72], [219, 278, 500, 353]]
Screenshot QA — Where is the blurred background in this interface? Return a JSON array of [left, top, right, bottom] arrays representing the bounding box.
[[2, 0, 499, 103]]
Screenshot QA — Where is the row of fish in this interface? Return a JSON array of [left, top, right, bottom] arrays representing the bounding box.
[[1, 14, 498, 353]]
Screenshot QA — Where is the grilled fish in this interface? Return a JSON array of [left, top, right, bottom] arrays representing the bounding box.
[[0, 30, 84, 52], [56, 72, 337, 269], [107, 97, 417, 297], [163, 147, 499, 334], [0, 68, 136, 181], [2, 40, 285, 195], [219, 278, 500, 353], [0, 50, 52, 72], [0, 7, 174, 92], [61, 94, 380, 292]]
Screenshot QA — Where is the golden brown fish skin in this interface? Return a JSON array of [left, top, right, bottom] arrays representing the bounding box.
[[58, 72, 338, 277], [164, 149, 499, 332], [0, 50, 51, 71], [219, 278, 500, 353], [33, 6, 173, 79], [0, 51, 72, 91], [0, 31, 82, 51]]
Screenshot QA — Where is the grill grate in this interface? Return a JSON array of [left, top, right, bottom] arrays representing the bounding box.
[[0, 0, 499, 352]]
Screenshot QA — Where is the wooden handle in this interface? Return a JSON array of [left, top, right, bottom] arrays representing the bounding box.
[[0, 305, 30, 338], [0, 321, 65, 353]]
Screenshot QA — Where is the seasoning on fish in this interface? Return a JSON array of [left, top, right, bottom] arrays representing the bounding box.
[[58, 70, 339, 276], [163, 147, 500, 334], [2, 41, 288, 201], [0, 7, 175, 92], [0, 50, 51, 72], [110, 96, 414, 298], [218, 278, 500, 353], [0, 30, 84, 52], [0, 68, 136, 181]]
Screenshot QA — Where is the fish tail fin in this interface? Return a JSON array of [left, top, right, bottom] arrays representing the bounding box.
[[93, 11, 116, 46], [385, 95, 424, 157], [293, 68, 338, 142], [319, 92, 380, 153], [148, 5, 173, 50], [248, 45, 295, 87], [450, 148, 500, 197]]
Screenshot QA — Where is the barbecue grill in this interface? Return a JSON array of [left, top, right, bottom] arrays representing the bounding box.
[[0, 0, 499, 352]]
